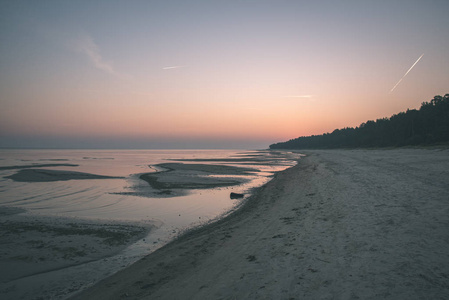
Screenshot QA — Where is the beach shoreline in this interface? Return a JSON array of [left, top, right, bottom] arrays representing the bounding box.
[[0, 149, 299, 299], [72, 149, 449, 299]]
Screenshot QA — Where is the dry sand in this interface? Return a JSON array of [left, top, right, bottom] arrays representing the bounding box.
[[72, 149, 449, 300]]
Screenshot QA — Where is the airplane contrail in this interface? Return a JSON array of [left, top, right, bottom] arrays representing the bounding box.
[[390, 53, 424, 93], [162, 65, 186, 70]]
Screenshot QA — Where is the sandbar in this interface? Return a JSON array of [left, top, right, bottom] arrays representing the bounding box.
[[0, 163, 78, 170], [5, 169, 121, 182], [139, 163, 257, 192]]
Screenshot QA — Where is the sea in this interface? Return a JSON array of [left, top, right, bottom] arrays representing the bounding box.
[[0, 149, 298, 254], [0, 149, 300, 298]]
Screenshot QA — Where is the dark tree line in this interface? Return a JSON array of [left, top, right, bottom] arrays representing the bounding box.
[[270, 94, 449, 149]]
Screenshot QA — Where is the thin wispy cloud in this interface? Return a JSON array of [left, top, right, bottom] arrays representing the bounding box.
[[162, 65, 186, 70], [72, 34, 130, 79], [390, 53, 424, 93]]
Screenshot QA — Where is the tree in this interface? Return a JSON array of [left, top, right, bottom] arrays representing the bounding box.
[[270, 94, 449, 149]]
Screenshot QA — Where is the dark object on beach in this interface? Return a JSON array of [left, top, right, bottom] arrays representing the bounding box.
[[247, 255, 257, 262], [230, 192, 244, 199]]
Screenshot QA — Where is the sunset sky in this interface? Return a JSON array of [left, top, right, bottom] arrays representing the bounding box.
[[1, 1, 448, 149]]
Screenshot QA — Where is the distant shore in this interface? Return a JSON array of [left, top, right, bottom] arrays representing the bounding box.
[[73, 148, 449, 299]]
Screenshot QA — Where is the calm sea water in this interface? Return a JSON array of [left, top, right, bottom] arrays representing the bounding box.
[[0, 149, 297, 247], [0, 149, 298, 297]]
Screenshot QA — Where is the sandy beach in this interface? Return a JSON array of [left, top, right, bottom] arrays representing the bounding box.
[[71, 149, 449, 299]]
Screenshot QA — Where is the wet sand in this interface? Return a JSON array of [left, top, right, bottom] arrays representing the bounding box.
[[72, 149, 449, 299], [0, 211, 152, 299], [139, 163, 257, 191], [5, 168, 120, 182]]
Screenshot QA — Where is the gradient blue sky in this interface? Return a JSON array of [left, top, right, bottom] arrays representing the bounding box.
[[1, 0, 448, 149]]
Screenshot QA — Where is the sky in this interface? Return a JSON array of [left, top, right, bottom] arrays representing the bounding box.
[[1, 0, 448, 149]]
